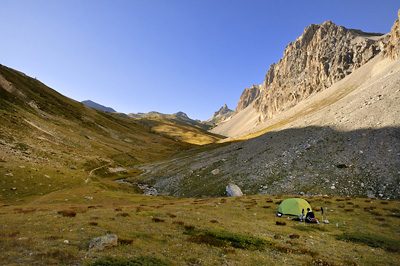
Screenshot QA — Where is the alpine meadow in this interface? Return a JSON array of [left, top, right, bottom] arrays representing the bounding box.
[[1, 4, 400, 266]]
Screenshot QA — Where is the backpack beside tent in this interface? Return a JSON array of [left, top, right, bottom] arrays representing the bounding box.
[[278, 198, 312, 216]]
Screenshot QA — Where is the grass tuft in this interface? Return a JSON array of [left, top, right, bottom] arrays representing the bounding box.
[[166, 212, 177, 218], [276, 221, 287, 226], [311, 258, 335, 266], [117, 212, 130, 217], [58, 210, 76, 217], [289, 233, 300, 239], [118, 238, 134, 245]]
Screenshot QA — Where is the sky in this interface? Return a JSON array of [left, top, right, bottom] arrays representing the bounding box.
[[1, 1, 399, 121]]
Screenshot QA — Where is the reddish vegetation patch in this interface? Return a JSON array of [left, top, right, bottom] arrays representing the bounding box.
[[58, 210, 76, 217]]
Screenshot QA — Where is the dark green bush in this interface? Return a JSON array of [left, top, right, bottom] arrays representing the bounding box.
[[336, 232, 399, 252], [185, 229, 272, 250], [91, 256, 174, 266]]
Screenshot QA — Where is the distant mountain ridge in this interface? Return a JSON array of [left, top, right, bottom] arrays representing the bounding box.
[[81, 100, 116, 113]]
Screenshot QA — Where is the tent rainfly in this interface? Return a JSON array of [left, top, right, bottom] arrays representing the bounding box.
[[278, 198, 312, 216]]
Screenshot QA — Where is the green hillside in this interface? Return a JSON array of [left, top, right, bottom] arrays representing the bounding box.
[[0, 64, 221, 203]]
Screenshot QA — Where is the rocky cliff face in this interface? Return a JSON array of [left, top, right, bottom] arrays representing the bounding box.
[[206, 104, 233, 125], [235, 21, 392, 122], [384, 9, 400, 60], [233, 85, 261, 114]]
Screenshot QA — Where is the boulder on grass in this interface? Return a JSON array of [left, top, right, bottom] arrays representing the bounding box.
[[226, 183, 243, 197], [89, 234, 118, 252]]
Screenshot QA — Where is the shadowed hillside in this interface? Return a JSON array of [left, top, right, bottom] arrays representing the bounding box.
[[140, 126, 400, 199]]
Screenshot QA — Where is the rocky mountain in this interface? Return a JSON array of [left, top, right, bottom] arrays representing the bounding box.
[[81, 100, 116, 112], [139, 10, 400, 199], [384, 9, 400, 60], [233, 85, 261, 115], [213, 19, 396, 138], [206, 104, 233, 125]]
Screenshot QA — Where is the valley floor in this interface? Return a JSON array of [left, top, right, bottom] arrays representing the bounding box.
[[0, 192, 399, 265]]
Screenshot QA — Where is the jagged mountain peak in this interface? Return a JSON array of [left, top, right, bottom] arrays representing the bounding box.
[[206, 104, 233, 125]]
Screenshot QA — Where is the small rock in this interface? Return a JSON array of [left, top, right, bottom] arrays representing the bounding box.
[[211, 169, 220, 175]]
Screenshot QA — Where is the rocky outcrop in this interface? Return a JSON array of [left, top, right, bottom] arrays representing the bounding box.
[[384, 9, 400, 60], [234, 85, 262, 114], [206, 104, 233, 125], [251, 21, 388, 122]]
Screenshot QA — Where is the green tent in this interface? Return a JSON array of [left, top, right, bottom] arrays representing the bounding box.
[[278, 198, 312, 216]]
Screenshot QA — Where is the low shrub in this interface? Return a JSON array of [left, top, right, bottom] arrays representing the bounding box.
[[386, 213, 400, 218], [118, 238, 134, 245], [184, 224, 195, 231], [173, 221, 185, 226], [58, 210, 76, 217], [336, 232, 400, 252], [185, 229, 272, 250], [271, 245, 318, 257], [276, 221, 286, 226], [91, 256, 173, 266], [117, 213, 130, 217], [166, 212, 177, 218], [152, 217, 165, 223]]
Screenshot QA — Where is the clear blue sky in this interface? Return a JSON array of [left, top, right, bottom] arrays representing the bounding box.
[[1, 1, 399, 120]]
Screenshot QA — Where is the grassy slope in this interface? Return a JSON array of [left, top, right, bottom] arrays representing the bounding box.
[[136, 117, 223, 145], [0, 194, 398, 265], [0, 64, 220, 203]]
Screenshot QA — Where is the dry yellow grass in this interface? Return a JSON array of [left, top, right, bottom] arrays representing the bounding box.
[[0, 193, 399, 265]]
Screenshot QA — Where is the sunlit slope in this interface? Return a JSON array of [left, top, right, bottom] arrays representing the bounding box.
[[0, 64, 219, 202]]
